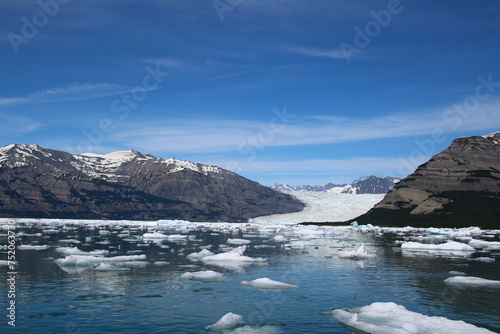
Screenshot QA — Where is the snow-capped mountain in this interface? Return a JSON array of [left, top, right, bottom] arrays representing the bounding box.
[[272, 176, 400, 194], [0, 144, 304, 222]]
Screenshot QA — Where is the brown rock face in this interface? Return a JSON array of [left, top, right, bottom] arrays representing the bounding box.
[[356, 132, 500, 228], [0, 145, 304, 222]]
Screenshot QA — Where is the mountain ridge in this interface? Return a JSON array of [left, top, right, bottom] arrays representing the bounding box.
[[0, 144, 304, 222], [337, 131, 500, 228], [272, 176, 401, 194]]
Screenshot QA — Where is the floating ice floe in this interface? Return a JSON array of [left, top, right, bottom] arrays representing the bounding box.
[[206, 312, 244, 331], [55, 247, 109, 257], [227, 238, 251, 245], [180, 270, 224, 282], [468, 239, 500, 250], [469, 257, 495, 263], [17, 245, 50, 250], [142, 231, 168, 239], [449, 271, 467, 276], [272, 235, 288, 242], [241, 277, 298, 289], [401, 241, 475, 253], [153, 261, 170, 266], [338, 244, 375, 259], [201, 246, 266, 263], [332, 302, 495, 334], [55, 254, 146, 266], [444, 276, 500, 289], [186, 249, 214, 260]]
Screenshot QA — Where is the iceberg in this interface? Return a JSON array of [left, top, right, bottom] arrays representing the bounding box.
[[186, 249, 214, 260], [17, 245, 50, 250], [338, 244, 375, 259], [401, 241, 475, 252], [241, 277, 298, 289], [272, 235, 288, 242], [55, 247, 109, 257], [468, 239, 500, 250], [206, 312, 244, 331], [199, 245, 266, 271], [55, 254, 146, 266], [142, 232, 169, 239], [227, 238, 251, 245], [444, 276, 500, 289], [201, 246, 266, 263], [180, 270, 224, 282], [332, 302, 495, 334]]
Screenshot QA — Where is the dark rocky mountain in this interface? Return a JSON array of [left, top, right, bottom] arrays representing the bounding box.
[[0, 145, 304, 222], [272, 176, 400, 194], [354, 132, 500, 228]]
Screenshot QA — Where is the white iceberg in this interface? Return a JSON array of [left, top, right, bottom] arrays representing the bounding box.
[[55, 247, 109, 257], [444, 276, 500, 289], [142, 231, 169, 239], [401, 241, 475, 252], [17, 245, 50, 250], [206, 312, 244, 331], [227, 238, 251, 245], [186, 249, 214, 260], [241, 277, 298, 289], [201, 246, 266, 263], [272, 235, 288, 242], [468, 239, 500, 250], [55, 254, 146, 266], [180, 270, 224, 282], [338, 244, 375, 259], [333, 302, 495, 334]]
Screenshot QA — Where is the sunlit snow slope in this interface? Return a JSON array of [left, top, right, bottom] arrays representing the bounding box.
[[251, 191, 384, 224]]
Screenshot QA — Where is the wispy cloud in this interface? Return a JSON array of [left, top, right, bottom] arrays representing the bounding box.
[[0, 114, 41, 134], [145, 58, 198, 71], [108, 101, 500, 154], [285, 45, 346, 59], [0, 83, 156, 107]]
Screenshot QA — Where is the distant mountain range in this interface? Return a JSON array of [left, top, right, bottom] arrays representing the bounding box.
[[0, 145, 304, 222], [272, 176, 401, 194], [350, 131, 500, 229]]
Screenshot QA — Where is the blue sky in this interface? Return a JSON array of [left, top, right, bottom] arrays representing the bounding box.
[[1, 0, 499, 186]]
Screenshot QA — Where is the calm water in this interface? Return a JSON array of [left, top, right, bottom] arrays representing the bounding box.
[[1, 220, 499, 333]]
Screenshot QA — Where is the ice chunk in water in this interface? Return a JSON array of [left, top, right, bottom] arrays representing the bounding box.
[[444, 276, 500, 289], [206, 312, 244, 331], [201, 245, 266, 263], [241, 277, 298, 289], [332, 302, 495, 334], [401, 241, 475, 252], [180, 270, 224, 282], [227, 238, 251, 245], [338, 243, 375, 259]]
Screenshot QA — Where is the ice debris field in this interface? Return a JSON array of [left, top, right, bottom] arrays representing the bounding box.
[[1, 215, 500, 333]]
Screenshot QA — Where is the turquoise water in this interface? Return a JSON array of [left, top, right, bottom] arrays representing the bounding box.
[[1, 221, 499, 333]]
